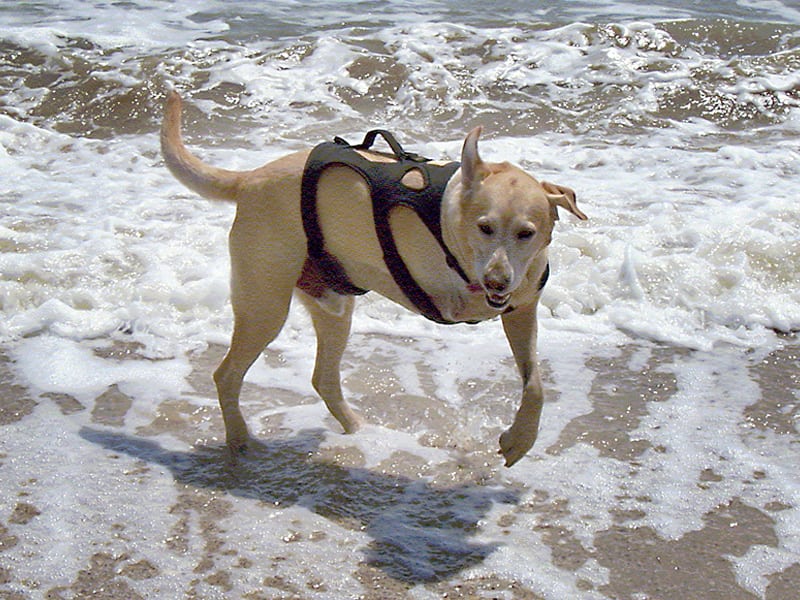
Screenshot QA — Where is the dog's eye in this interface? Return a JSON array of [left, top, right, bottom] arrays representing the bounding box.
[[478, 222, 494, 236], [517, 229, 535, 240]]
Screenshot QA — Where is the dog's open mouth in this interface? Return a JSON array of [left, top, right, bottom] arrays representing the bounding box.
[[468, 283, 511, 310], [486, 292, 511, 309]]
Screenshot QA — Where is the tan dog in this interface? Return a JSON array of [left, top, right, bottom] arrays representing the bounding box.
[[161, 91, 586, 467]]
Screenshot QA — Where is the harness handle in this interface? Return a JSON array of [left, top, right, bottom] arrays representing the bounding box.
[[334, 130, 429, 163]]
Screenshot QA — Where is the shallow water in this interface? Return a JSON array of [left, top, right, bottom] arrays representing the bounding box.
[[1, 1, 799, 598]]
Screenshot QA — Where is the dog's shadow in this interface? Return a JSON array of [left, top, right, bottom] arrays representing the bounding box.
[[80, 427, 519, 584]]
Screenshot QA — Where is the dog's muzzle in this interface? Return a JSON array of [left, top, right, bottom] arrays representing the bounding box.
[[469, 282, 511, 310], [486, 290, 511, 309]]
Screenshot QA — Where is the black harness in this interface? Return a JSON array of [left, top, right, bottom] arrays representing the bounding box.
[[300, 130, 550, 324], [301, 130, 468, 324]]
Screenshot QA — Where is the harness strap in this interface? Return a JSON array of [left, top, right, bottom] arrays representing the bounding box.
[[301, 142, 370, 297], [341, 130, 470, 284], [300, 131, 551, 324], [302, 131, 464, 323], [538, 262, 550, 292], [369, 156, 462, 324]]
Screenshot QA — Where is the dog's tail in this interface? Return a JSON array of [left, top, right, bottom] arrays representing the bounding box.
[[160, 91, 242, 202]]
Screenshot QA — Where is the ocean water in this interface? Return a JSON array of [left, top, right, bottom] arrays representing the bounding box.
[[1, 1, 799, 598]]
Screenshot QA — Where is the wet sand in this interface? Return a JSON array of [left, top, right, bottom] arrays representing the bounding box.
[[0, 335, 798, 599]]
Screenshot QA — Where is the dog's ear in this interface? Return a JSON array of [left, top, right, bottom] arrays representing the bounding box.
[[461, 126, 488, 190], [542, 181, 587, 221]]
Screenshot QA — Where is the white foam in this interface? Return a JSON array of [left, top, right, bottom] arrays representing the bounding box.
[[1, 1, 229, 52], [2, 3, 799, 597], [324, 424, 450, 469], [11, 335, 191, 403]]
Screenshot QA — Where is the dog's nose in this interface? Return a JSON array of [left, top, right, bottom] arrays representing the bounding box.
[[484, 247, 512, 293]]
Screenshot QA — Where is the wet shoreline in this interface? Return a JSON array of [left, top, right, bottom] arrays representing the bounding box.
[[1, 334, 797, 598]]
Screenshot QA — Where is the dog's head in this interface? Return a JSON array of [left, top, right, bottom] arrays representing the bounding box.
[[456, 127, 587, 309]]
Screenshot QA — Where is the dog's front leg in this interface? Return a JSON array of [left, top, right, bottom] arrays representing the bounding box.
[[499, 303, 544, 467]]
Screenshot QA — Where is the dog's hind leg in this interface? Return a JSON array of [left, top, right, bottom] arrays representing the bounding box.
[[297, 290, 363, 434], [214, 227, 303, 455], [214, 295, 294, 455]]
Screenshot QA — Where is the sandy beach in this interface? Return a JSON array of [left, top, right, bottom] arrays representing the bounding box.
[[1, 334, 797, 599]]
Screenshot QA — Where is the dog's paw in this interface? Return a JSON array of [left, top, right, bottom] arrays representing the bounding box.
[[499, 426, 536, 467], [226, 434, 252, 458], [339, 407, 365, 435]]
